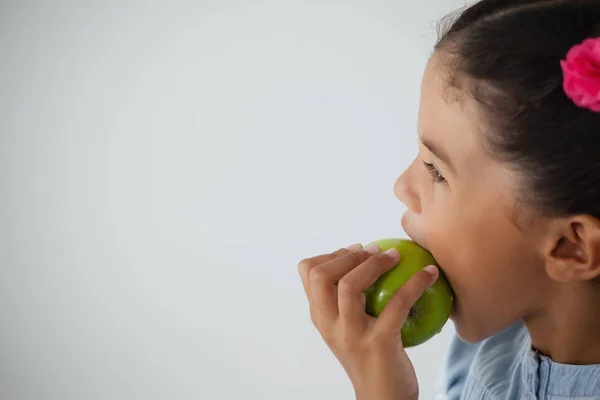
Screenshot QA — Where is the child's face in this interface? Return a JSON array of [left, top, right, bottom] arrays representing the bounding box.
[[394, 55, 552, 343]]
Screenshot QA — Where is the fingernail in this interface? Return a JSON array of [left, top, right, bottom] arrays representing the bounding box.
[[385, 248, 400, 261], [345, 243, 362, 251], [424, 265, 439, 278], [364, 244, 381, 254]]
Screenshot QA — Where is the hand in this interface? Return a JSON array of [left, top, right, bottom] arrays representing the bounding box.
[[298, 243, 439, 400]]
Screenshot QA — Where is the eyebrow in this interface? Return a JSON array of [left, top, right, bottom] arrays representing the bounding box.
[[421, 137, 455, 173]]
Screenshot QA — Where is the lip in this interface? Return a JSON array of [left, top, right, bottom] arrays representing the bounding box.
[[401, 212, 457, 304], [401, 213, 430, 251], [406, 231, 430, 252]]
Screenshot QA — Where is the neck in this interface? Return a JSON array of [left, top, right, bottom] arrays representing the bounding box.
[[523, 283, 600, 365]]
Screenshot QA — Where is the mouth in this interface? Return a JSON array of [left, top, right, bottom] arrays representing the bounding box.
[[401, 213, 457, 302], [401, 213, 430, 251], [407, 232, 430, 252]]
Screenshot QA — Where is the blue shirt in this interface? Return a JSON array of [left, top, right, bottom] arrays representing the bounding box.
[[436, 320, 600, 399]]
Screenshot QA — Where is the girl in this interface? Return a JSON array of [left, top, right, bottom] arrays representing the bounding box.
[[298, 0, 600, 399]]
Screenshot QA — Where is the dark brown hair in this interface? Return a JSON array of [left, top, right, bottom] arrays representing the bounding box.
[[435, 0, 600, 217]]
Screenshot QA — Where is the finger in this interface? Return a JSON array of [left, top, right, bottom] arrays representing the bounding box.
[[373, 265, 439, 339], [297, 244, 362, 297], [338, 248, 401, 326], [309, 245, 380, 320]]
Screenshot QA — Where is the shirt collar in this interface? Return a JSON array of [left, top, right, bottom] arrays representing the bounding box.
[[522, 333, 600, 398]]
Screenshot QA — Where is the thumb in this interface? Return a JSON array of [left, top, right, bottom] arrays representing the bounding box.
[[373, 265, 439, 339]]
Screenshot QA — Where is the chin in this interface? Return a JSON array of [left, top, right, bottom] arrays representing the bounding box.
[[451, 312, 501, 344]]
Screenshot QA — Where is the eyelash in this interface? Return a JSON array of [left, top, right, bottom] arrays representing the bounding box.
[[423, 161, 446, 183]]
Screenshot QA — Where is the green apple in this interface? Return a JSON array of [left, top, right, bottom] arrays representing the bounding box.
[[364, 238, 454, 347]]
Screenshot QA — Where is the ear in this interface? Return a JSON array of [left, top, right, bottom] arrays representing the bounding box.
[[543, 215, 600, 283]]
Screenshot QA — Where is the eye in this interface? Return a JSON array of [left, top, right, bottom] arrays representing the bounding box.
[[422, 161, 446, 183]]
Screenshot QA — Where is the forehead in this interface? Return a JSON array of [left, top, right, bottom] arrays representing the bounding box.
[[417, 55, 489, 170]]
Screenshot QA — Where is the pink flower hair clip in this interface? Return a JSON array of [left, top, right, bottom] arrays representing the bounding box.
[[560, 36, 600, 112]]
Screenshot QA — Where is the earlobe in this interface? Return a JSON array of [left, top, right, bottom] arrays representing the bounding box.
[[545, 217, 600, 283]]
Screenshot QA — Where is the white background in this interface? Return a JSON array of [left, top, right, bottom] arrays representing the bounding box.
[[1, 0, 467, 399]]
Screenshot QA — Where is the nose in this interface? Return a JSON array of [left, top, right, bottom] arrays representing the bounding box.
[[394, 161, 421, 214]]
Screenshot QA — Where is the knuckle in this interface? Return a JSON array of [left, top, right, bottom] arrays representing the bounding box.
[[331, 248, 349, 258], [298, 249, 349, 276], [309, 266, 330, 285], [337, 278, 357, 299], [297, 258, 313, 274], [390, 292, 409, 311], [344, 250, 366, 265]]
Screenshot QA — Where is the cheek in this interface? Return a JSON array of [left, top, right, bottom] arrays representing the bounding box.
[[422, 186, 518, 273], [422, 197, 542, 341]]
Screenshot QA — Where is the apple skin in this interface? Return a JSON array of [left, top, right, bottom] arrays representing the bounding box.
[[364, 238, 454, 347]]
